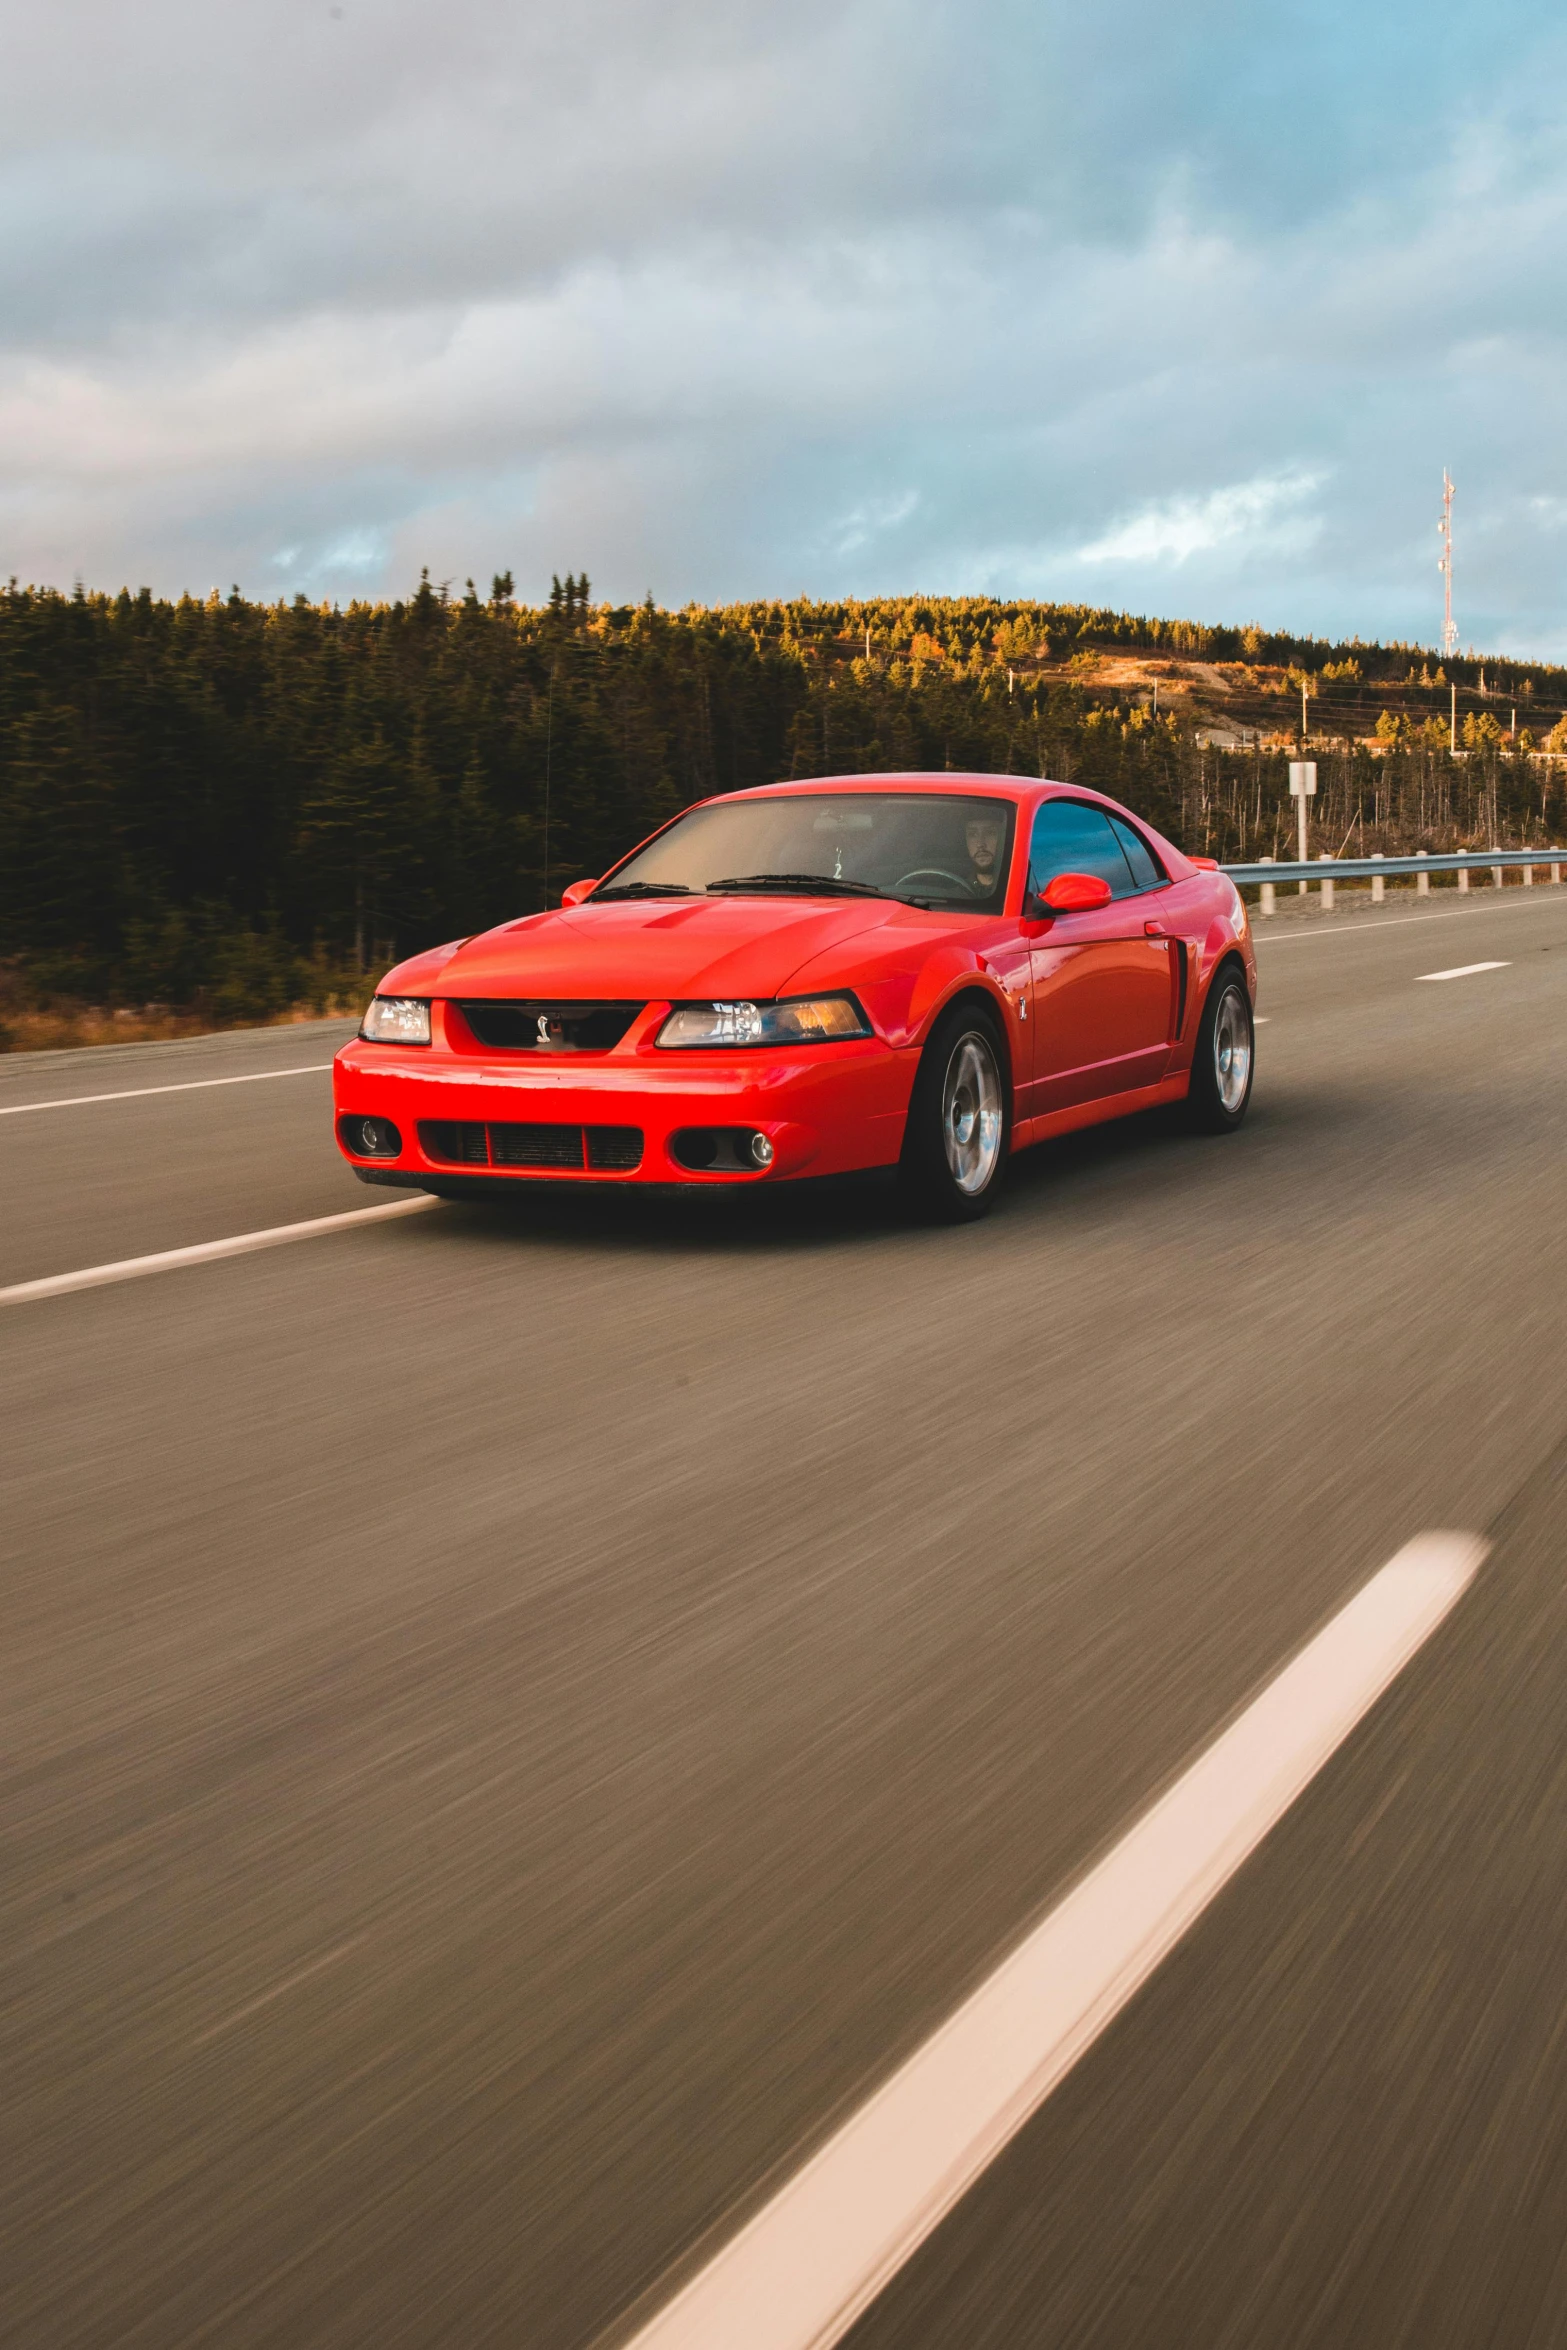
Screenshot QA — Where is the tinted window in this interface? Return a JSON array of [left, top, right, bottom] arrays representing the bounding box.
[[1109, 814, 1164, 892], [1028, 801, 1135, 898], [598, 792, 1017, 912]]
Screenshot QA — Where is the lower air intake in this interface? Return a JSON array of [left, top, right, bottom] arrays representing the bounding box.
[[586, 1125, 644, 1170], [417, 1120, 487, 1164], [417, 1121, 644, 1174], [490, 1123, 586, 1169]]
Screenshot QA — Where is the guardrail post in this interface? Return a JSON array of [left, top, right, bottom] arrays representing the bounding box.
[[1371, 851, 1385, 905], [1554, 855, 1563, 886], [1523, 854, 1534, 887], [1318, 851, 1333, 911], [1416, 852, 1430, 896], [1458, 861, 1469, 892], [1259, 854, 1275, 917], [1492, 846, 1504, 889]]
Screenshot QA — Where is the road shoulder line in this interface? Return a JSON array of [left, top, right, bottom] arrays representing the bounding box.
[[0, 1063, 335, 1116], [0, 1194, 441, 1306], [1254, 894, 1565, 945], [617, 1532, 1486, 2350]]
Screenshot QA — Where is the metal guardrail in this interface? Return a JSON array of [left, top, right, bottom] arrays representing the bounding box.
[[1224, 849, 1565, 887]]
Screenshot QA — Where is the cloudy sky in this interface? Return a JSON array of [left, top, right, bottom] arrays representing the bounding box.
[[5, 0, 1567, 650]]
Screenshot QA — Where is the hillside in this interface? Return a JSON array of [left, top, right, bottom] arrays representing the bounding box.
[[716, 596, 1567, 752]]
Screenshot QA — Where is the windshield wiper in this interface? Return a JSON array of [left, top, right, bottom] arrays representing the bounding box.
[[705, 873, 894, 899], [588, 881, 695, 901]]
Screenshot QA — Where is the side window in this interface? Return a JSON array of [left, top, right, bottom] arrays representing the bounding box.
[[1028, 801, 1135, 898], [1109, 814, 1165, 893]]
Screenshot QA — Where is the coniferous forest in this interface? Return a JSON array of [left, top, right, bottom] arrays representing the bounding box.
[[4, 570, 1566, 1038]]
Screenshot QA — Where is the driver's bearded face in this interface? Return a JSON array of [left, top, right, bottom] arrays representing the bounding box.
[[966, 820, 1001, 886]]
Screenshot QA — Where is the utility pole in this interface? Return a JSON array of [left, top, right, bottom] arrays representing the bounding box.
[[1438, 470, 1458, 660], [1450, 680, 1457, 756], [1301, 679, 1309, 744]]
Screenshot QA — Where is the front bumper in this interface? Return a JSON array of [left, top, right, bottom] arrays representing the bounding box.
[[333, 1016, 914, 1188]]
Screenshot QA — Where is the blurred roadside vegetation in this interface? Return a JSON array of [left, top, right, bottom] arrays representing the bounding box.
[[4, 570, 1565, 1046]]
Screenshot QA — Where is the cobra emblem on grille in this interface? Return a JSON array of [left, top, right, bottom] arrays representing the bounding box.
[[536, 1013, 566, 1046]]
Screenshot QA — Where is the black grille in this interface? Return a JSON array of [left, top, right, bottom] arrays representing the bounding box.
[[586, 1125, 644, 1170], [454, 1000, 644, 1052], [418, 1120, 488, 1164], [418, 1120, 644, 1174], [491, 1122, 585, 1169]]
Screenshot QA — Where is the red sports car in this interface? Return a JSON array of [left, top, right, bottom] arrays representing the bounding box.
[[333, 771, 1256, 1220]]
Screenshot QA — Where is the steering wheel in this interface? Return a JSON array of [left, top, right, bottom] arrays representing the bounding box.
[[895, 867, 975, 896]]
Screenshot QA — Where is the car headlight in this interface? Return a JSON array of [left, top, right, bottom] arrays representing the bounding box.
[[360, 996, 432, 1045], [656, 995, 871, 1048]]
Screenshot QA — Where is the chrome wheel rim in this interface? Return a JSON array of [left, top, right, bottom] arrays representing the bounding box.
[[1213, 985, 1252, 1112], [941, 1031, 1003, 1194]]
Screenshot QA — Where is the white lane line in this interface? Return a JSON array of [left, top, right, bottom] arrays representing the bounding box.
[[0, 1194, 441, 1308], [622, 1532, 1486, 2350], [0, 1063, 334, 1117], [1255, 894, 1564, 945], [1415, 961, 1509, 983]]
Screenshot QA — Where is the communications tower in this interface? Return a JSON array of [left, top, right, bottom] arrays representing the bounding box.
[[1438, 470, 1458, 659]]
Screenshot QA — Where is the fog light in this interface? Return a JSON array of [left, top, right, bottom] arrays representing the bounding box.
[[339, 1113, 402, 1158], [748, 1131, 775, 1168]]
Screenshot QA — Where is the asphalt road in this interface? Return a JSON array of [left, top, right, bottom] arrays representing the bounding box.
[[5, 886, 1567, 2349]]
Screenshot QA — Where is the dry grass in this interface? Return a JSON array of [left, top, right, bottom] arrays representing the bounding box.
[[0, 996, 369, 1055]]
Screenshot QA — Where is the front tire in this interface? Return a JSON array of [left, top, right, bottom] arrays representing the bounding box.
[[899, 1000, 1010, 1221], [1186, 965, 1254, 1133]]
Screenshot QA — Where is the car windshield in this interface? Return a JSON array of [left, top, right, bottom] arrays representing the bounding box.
[[595, 793, 1017, 912]]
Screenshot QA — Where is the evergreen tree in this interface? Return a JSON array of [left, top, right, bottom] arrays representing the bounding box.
[[4, 576, 1566, 1022]]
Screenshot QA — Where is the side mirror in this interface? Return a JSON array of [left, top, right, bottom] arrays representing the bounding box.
[[560, 877, 598, 908], [1039, 871, 1114, 914]]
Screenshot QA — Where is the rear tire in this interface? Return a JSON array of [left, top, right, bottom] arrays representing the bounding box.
[[1186, 965, 1254, 1133], [899, 1000, 1010, 1222]]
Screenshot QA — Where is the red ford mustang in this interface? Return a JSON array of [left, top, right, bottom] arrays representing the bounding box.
[[333, 771, 1256, 1220]]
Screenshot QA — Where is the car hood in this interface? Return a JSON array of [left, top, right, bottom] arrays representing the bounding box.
[[416, 896, 894, 1002]]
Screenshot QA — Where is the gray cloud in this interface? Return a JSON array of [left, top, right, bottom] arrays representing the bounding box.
[[4, 0, 1567, 651]]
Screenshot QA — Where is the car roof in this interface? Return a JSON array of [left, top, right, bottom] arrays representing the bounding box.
[[710, 771, 1054, 805]]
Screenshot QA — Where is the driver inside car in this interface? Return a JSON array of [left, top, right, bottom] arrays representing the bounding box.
[[965, 816, 1003, 898]]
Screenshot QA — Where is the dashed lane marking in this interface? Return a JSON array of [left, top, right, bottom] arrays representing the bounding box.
[[0, 1063, 335, 1117], [0, 1195, 441, 1307], [619, 1532, 1487, 2350], [1415, 962, 1510, 982]]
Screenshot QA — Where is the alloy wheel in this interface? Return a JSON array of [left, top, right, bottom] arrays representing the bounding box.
[[941, 1031, 1003, 1195], [1213, 985, 1252, 1113]]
